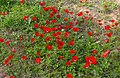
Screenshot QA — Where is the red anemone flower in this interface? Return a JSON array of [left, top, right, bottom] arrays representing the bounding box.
[[56, 14, 61, 18], [66, 74, 73, 78], [5, 40, 11, 46], [10, 76, 16, 78], [105, 32, 113, 37], [85, 56, 97, 65], [0, 38, 4, 42], [43, 7, 49, 11], [64, 9, 69, 13], [51, 19, 56, 23], [58, 45, 63, 50], [70, 50, 76, 54], [72, 27, 80, 32], [20, 0, 24, 4], [39, 2, 46, 6], [57, 41, 65, 46], [77, 12, 83, 16], [55, 36, 61, 43], [83, 63, 90, 69], [35, 58, 41, 63], [34, 23, 39, 28], [43, 27, 51, 33], [85, 10, 89, 14], [23, 15, 29, 20], [59, 56, 64, 59], [31, 38, 35, 43], [4, 54, 14, 66], [110, 19, 115, 22], [19, 36, 22, 42], [39, 34, 44, 38], [45, 36, 52, 42], [46, 44, 53, 50], [32, 16, 37, 21], [47, 54, 50, 57], [88, 31, 93, 36], [66, 60, 71, 66], [72, 56, 78, 62], [37, 52, 40, 56], [69, 11, 73, 15], [105, 38, 109, 44], [21, 55, 27, 60], [64, 32, 70, 38], [68, 40, 74, 46], [12, 47, 16, 53], [104, 25, 110, 30], [92, 49, 97, 54], [64, 18, 68, 21], [35, 32, 40, 36], [69, 22, 73, 26], [102, 49, 110, 58]]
